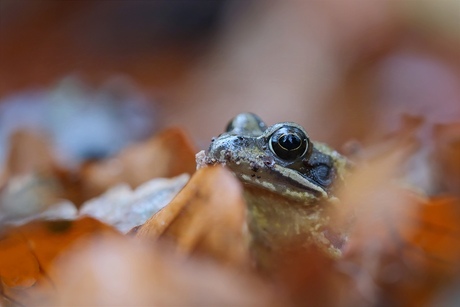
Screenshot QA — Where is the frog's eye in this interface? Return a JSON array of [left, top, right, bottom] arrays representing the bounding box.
[[269, 126, 309, 160], [310, 164, 333, 187]]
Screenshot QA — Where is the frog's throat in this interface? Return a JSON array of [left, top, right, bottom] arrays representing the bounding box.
[[243, 188, 345, 261]]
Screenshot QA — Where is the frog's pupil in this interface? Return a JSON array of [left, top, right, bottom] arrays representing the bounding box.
[[269, 126, 309, 161], [279, 134, 301, 150]]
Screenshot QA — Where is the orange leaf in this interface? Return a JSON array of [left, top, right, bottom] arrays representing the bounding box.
[[0, 217, 120, 304], [433, 123, 460, 197], [136, 166, 251, 267], [372, 196, 460, 306], [401, 197, 460, 273]]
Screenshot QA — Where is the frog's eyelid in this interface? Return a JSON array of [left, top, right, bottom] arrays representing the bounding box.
[[226, 112, 268, 135], [262, 122, 309, 138]]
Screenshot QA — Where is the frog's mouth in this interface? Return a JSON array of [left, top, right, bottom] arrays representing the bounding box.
[[237, 164, 328, 203], [270, 164, 327, 197]]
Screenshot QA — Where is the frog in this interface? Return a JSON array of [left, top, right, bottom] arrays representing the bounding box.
[[196, 113, 349, 267]]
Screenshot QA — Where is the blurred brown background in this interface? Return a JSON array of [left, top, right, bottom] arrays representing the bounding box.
[[1, 2, 460, 306], [1, 0, 459, 149]]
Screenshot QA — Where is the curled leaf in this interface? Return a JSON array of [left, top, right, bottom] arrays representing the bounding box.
[[137, 166, 251, 267], [80, 174, 189, 233]]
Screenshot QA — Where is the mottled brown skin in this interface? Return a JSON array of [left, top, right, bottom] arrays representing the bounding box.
[[197, 113, 349, 267]]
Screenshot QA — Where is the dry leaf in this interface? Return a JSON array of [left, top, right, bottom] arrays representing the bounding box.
[[433, 122, 460, 196], [333, 134, 460, 305], [80, 127, 196, 199], [0, 174, 62, 223], [80, 174, 189, 233], [0, 217, 120, 304], [385, 196, 460, 305], [0, 131, 67, 219], [137, 166, 251, 267], [0, 129, 87, 213], [45, 237, 281, 307], [2, 130, 57, 178]]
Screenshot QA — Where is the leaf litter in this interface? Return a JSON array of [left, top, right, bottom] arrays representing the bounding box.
[[1, 114, 460, 306]]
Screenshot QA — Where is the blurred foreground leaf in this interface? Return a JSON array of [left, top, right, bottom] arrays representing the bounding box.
[[46, 238, 280, 306], [335, 133, 460, 305], [0, 217, 120, 305], [433, 122, 460, 196]]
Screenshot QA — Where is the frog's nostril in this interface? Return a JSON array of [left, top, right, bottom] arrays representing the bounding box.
[[263, 156, 275, 168]]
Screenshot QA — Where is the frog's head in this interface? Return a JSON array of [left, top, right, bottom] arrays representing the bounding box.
[[203, 113, 348, 204]]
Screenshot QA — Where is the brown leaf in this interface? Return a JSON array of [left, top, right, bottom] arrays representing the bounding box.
[[335, 139, 460, 305], [0, 131, 64, 216], [45, 238, 280, 307], [0, 217, 120, 304], [361, 196, 460, 306], [0, 129, 85, 211], [433, 122, 460, 196], [79, 174, 189, 233], [402, 197, 460, 271], [137, 166, 251, 267], [3, 130, 57, 178], [80, 127, 196, 200]]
